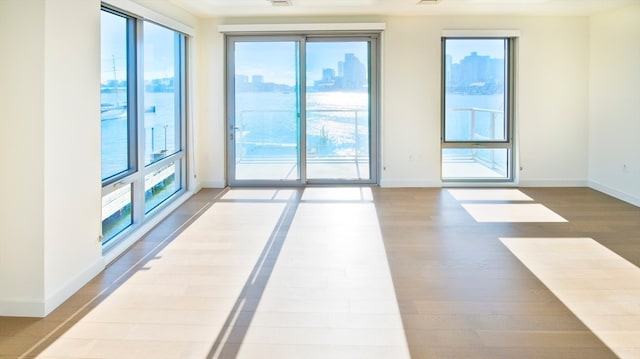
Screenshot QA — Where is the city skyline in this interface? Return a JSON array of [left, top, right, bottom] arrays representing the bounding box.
[[445, 39, 507, 95], [445, 38, 506, 64], [233, 41, 369, 88], [236, 52, 367, 92]]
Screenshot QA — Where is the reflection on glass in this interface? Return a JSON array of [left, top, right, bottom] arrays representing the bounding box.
[[144, 22, 181, 166], [233, 41, 299, 181], [102, 184, 132, 242], [442, 148, 508, 179], [306, 42, 370, 180], [444, 39, 506, 142], [144, 162, 180, 213], [100, 10, 130, 180]]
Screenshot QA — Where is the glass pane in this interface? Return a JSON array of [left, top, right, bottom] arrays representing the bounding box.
[[442, 148, 508, 179], [100, 10, 130, 180], [444, 39, 506, 142], [306, 42, 370, 180], [144, 22, 182, 166], [102, 184, 132, 242], [144, 162, 180, 213], [233, 41, 299, 181]]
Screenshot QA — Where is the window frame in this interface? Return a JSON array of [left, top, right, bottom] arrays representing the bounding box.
[[100, 8, 138, 186], [440, 35, 516, 183], [100, 5, 188, 248], [224, 32, 381, 186]]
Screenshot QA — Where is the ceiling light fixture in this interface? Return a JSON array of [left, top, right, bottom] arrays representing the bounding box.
[[268, 0, 292, 6], [417, 0, 440, 4]]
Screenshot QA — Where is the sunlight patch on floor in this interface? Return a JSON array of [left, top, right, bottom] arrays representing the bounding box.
[[500, 237, 640, 359], [301, 186, 373, 201], [236, 187, 409, 358], [34, 187, 409, 359]]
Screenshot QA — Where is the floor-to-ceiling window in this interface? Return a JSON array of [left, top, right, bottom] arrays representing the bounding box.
[[100, 6, 187, 246], [226, 34, 380, 185], [441, 36, 515, 182]]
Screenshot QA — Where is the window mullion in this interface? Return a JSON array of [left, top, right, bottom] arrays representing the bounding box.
[[133, 17, 146, 226]]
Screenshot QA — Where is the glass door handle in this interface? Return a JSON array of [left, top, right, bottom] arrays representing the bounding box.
[[229, 126, 240, 140]]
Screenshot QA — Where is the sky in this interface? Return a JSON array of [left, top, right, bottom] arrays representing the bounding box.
[[445, 38, 506, 63], [101, 11, 177, 84], [234, 41, 369, 87], [102, 9, 503, 85]]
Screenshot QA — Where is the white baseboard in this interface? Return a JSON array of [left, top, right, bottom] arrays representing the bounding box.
[[0, 298, 46, 317], [379, 179, 442, 188], [589, 181, 640, 207], [518, 179, 588, 187], [441, 182, 519, 188], [200, 180, 226, 188], [0, 259, 104, 318], [44, 259, 105, 316]]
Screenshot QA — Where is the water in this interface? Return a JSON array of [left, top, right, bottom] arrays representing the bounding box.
[[101, 91, 178, 179], [445, 93, 505, 141], [234, 90, 369, 159], [102, 90, 504, 175]]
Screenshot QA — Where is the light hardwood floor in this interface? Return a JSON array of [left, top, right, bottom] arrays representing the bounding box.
[[0, 187, 638, 358]]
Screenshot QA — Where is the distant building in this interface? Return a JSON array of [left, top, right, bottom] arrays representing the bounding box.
[[322, 68, 335, 82], [235, 73, 294, 92], [448, 52, 505, 95], [342, 53, 366, 90], [311, 53, 367, 91], [314, 68, 337, 90]]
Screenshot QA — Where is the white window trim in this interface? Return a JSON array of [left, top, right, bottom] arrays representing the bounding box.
[[103, 0, 195, 36], [442, 29, 520, 38], [218, 23, 386, 34]]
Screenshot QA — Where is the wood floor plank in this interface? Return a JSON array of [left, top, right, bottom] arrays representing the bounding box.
[[1, 187, 637, 358]]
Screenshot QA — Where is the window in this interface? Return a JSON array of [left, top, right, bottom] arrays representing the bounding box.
[[441, 37, 515, 181], [100, 7, 187, 246], [100, 9, 133, 182]]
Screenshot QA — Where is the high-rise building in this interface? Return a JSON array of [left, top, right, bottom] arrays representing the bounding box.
[[342, 53, 366, 90]]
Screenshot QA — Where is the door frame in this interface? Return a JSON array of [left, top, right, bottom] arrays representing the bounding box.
[[225, 33, 380, 187]]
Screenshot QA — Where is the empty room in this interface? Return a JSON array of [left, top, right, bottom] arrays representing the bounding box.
[[1, 0, 639, 358]]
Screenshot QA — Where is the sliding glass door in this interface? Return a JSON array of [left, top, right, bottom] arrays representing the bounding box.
[[229, 40, 301, 183], [305, 40, 372, 181], [227, 35, 378, 186]]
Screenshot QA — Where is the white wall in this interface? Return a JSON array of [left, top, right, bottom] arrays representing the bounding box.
[[588, 3, 640, 206], [386, 16, 590, 187], [42, 0, 104, 315], [198, 15, 591, 188], [196, 18, 226, 188], [0, 0, 47, 316], [0, 0, 104, 317]]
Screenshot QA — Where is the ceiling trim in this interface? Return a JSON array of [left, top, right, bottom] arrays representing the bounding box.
[[218, 23, 386, 33], [442, 29, 521, 37]]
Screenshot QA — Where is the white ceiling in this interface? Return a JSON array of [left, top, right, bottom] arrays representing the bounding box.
[[163, 0, 638, 18]]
